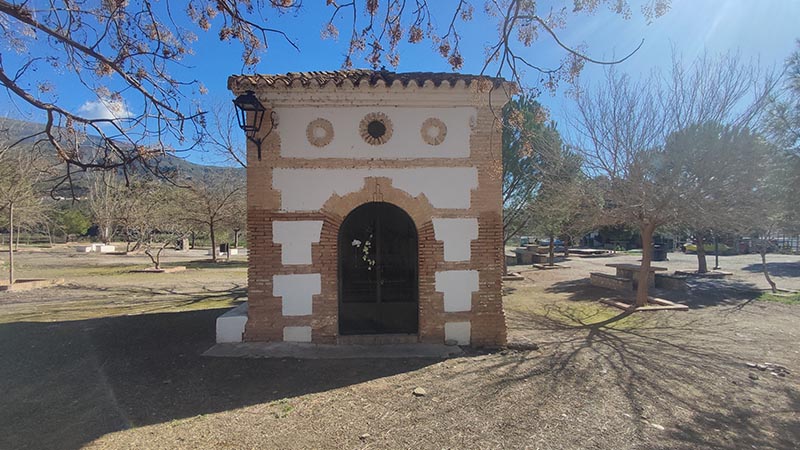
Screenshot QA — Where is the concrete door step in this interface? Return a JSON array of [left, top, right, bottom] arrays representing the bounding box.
[[337, 334, 419, 345], [203, 342, 463, 359]]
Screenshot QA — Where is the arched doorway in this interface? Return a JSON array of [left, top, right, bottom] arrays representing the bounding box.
[[338, 202, 418, 335]]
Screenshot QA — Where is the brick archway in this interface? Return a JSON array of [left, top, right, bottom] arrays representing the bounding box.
[[312, 177, 445, 343]]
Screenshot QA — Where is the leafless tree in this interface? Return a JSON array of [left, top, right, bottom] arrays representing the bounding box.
[[183, 170, 245, 262], [0, 137, 49, 284], [1, 1, 670, 180], [572, 52, 779, 305], [571, 66, 680, 307], [202, 100, 246, 169], [86, 171, 127, 244], [119, 182, 188, 269], [115, 177, 163, 253]]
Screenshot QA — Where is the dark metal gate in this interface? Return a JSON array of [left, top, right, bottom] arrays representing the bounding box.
[[338, 202, 418, 335]]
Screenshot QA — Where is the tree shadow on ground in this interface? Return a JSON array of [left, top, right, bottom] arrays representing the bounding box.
[[177, 259, 249, 269], [0, 310, 439, 450], [544, 277, 762, 309], [57, 282, 250, 305], [494, 305, 800, 449], [741, 261, 800, 278]]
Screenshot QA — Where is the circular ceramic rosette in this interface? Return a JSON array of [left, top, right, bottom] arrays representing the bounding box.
[[420, 117, 447, 146], [306, 118, 334, 147], [359, 112, 393, 145]]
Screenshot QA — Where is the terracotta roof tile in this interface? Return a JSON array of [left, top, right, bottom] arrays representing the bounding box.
[[228, 69, 510, 91]]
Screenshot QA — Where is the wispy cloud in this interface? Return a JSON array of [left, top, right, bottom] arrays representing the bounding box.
[[77, 98, 133, 121]]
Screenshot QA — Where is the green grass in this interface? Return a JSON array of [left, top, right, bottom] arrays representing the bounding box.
[[758, 291, 800, 305]]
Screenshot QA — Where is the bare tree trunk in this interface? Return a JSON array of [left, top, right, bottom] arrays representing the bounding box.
[[15, 223, 20, 251], [760, 247, 777, 293], [548, 233, 555, 266], [696, 234, 708, 273], [635, 222, 656, 307], [8, 203, 14, 286], [209, 221, 217, 262], [144, 246, 162, 270], [155, 247, 165, 270], [233, 229, 240, 248]]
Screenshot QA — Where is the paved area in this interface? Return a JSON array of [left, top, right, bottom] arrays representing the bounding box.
[[540, 251, 800, 291]]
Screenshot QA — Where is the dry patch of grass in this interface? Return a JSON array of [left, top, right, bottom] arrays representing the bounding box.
[[504, 284, 644, 330]]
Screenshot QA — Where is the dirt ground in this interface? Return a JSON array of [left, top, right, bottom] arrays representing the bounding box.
[[0, 247, 798, 449]]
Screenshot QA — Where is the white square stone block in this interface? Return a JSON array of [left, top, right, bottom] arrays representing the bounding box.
[[272, 221, 324, 265], [445, 321, 471, 345], [435, 270, 479, 312], [432, 218, 479, 262], [283, 326, 312, 342], [273, 273, 321, 316]]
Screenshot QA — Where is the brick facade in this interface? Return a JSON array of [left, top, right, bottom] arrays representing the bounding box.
[[230, 70, 511, 347]]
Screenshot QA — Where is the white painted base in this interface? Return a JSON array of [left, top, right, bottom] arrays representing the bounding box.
[[283, 326, 312, 342], [75, 246, 92, 253], [445, 321, 471, 345], [216, 302, 249, 343]]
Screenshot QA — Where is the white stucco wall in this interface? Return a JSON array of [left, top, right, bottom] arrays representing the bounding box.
[[272, 220, 324, 265], [445, 321, 471, 345], [273, 167, 478, 211], [435, 270, 479, 312], [283, 326, 312, 342], [275, 106, 476, 159], [432, 218, 479, 262], [273, 273, 321, 316]]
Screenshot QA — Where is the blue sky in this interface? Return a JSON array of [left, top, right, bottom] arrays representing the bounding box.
[[2, 0, 799, 165]]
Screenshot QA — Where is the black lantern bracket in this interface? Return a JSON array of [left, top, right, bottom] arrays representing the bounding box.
[[232, 90, 277, 160]]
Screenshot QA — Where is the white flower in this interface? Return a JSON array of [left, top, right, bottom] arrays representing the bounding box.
[[351, 239, 362, 246]]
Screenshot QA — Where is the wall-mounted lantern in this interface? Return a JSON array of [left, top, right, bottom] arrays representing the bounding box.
[[232, 90, 275, 160]]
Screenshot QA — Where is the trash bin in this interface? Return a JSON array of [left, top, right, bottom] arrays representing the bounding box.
[[652, 244, 668, 261], [219, 243, 230, 254]]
